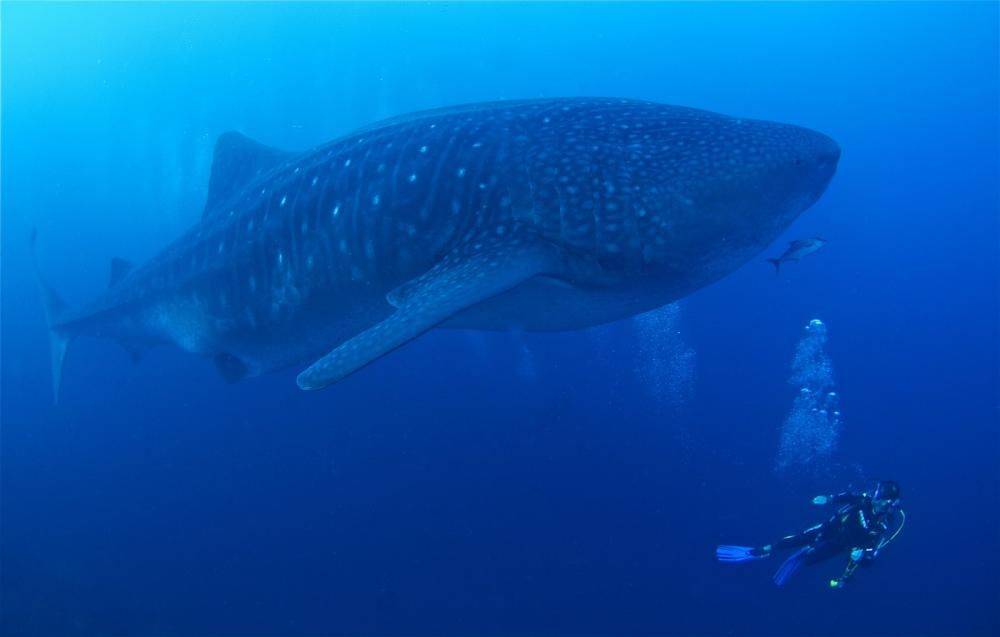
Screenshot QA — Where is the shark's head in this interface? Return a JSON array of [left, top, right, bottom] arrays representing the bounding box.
[[637, 110, 840, 283], [730, 119, 841, 222]]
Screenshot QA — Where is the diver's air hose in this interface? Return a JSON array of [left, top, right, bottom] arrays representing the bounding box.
[[877, 509, 906, 550]]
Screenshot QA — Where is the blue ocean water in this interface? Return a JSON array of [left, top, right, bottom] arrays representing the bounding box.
[[1, 2, 997, 635]]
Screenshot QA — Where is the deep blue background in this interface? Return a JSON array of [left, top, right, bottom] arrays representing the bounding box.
[[2, 2, 997, 635]]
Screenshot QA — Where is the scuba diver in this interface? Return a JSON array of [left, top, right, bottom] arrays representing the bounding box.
[[716, 480, 905, 589]]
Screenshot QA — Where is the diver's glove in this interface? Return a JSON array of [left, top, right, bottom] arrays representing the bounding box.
[[829, 578, 845, 589], [812, 495, 829, 505]]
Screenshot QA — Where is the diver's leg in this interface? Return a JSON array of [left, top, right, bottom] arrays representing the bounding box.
[[721, 523, 825, 562], [772, 523, 824, 551], [803, 539, 843, 564], [771, 537, 840, 586]]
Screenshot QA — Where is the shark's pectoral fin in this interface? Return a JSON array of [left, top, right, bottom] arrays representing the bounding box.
[[297, 243, 558, 390]]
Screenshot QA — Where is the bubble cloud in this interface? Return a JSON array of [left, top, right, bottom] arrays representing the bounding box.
[[776, 319, 842, 473]]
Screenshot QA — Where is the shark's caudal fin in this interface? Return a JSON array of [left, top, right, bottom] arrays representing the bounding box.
[[296, 243, 560, 390], [30, 230, 72, 401], [767, 258, 782, 275]]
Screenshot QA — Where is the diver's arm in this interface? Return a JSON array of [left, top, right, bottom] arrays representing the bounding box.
[[830, 548, 873, 589], [812, 491, 858, 505], [830, 557, 859, 588]]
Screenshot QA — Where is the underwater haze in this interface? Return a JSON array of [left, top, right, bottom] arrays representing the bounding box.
[[2, 2, 998, 635]]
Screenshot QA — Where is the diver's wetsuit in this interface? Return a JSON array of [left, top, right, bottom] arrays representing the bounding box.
[[718, 481, 904, 587], [771, 492, 896, 583]]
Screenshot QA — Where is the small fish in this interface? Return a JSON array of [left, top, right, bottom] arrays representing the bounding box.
[[767, 237, 827, 274]]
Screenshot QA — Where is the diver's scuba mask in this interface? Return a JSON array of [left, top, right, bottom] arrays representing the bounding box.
[[871, 481, 901, 516], [872, 498, 897, 515]]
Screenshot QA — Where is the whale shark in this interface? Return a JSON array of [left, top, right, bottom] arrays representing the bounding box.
[[35, 98, 839, 398]]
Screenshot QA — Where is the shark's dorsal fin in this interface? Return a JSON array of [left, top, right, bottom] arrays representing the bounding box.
[[296, 242, 561, 390], [203, 132, 294, 217], [109, 257, 133, 287]]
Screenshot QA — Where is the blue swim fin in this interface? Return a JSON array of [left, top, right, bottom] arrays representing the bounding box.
[[716, 545, 769, 563], [773, 546, 812, 586]]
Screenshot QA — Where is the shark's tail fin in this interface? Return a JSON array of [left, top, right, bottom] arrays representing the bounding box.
[[767, 258, 782, 275], [30, 230, 73, 401]]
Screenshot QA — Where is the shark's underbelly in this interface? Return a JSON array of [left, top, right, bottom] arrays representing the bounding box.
[[146, 270, 394, 376], [444, 274, 688, 332]]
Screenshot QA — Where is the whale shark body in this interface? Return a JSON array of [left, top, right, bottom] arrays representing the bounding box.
[[37, 98, 839, 397]]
